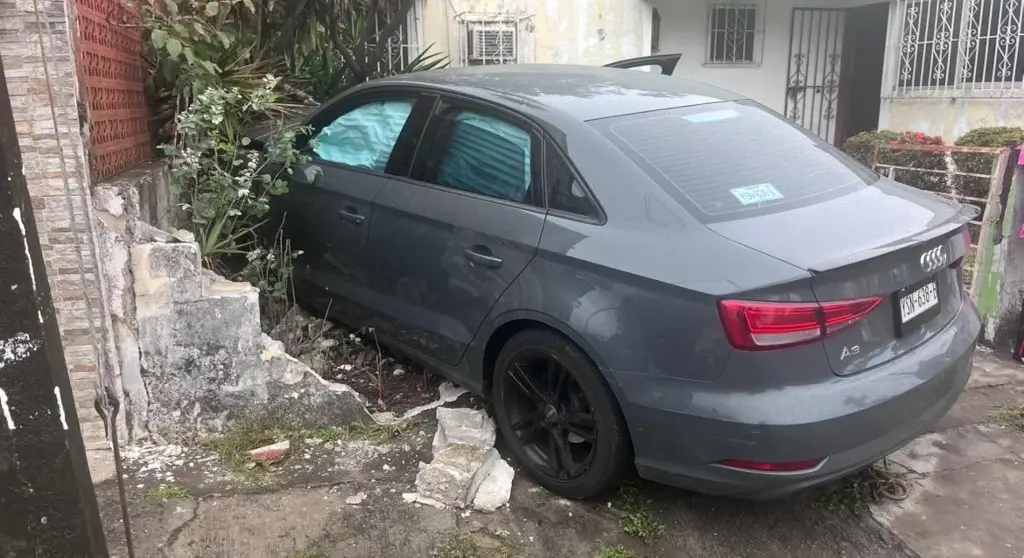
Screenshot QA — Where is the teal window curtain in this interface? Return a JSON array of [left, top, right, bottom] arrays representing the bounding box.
[[313, 100, 414, 171], [436, 112, 532, 202]]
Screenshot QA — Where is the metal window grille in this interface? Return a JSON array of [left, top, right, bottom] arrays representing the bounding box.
[[706, 3, 763, 65], [467, 22, 517, 64], [365, 0, 424, 75], [892, 0, 1024, 97]]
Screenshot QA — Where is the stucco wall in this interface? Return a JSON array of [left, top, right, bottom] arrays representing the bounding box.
[[419, 0, 652, 68], [879, 98, 1024, 140]]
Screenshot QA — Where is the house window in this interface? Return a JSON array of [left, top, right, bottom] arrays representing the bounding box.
[[466, 22, 517, 65], [706, 3, 763, 65], [895, 0, 1024, 96]]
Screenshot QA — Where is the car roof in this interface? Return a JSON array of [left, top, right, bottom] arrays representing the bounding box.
[[375, 64, 745, 122]]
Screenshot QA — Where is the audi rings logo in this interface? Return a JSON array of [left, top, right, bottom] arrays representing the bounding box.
[[920, 246, 947, 273]]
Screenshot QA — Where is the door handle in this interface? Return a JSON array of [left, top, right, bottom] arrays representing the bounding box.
[[338, 207, 365, 225], [463, 247, 503, 269]]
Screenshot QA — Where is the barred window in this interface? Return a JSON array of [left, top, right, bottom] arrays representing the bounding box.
[[895, 0, 1024, 96], [706, 3, 763, 65]]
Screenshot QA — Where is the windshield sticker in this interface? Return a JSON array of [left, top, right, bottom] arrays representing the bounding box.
[[682, 109, 740, 123], [730, 183, 784, 205]]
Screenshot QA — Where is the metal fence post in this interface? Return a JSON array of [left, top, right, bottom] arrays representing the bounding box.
[[0, 55, 109, 556]]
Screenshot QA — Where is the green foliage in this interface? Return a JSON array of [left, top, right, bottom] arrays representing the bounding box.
[[140, 0, 448, 315], [615, 485, 665, 545], [599, 546, 636, 558], [953, 126, 1024, 199], [843, 130, 948, 193]]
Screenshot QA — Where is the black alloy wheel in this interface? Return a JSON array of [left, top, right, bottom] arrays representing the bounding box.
[[492, 329, 630, 499]]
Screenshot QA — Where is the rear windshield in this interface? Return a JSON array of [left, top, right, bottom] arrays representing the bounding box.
[[591, 101, 878, 222]]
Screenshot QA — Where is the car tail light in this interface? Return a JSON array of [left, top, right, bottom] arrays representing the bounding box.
[[960, 226, 973, 250], [718, 297, 882, 351], [719, 458, 824, 472]]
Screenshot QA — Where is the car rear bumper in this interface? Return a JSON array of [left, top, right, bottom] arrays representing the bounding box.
[[620, 300, 980, 500]]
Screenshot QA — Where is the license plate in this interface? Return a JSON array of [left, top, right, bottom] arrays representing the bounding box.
[[899, 280, 939, 323]]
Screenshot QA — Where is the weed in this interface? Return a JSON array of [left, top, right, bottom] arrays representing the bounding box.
[[615, 484, 665, 545], [814, 463, 910, 514], [200, 420, 283, 484], [199, 417, 405, 484], [600, 546, 636, 558], [996, 403, 1024, 432], [340, 421, 408, 443], [433, 533, 482, 558], [147, 484, 189, 500]]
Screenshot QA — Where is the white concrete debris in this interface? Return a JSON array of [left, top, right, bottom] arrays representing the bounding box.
[[395, 381, 469, 422], [432, 407, 496, 454], [415, 444, 498, 508], [410, 407, 515, 512], [472, 458, 515, 513], [345, 491, 367, 505]]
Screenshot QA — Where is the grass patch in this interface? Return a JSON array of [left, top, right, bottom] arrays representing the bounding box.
[[340, 421, 408, 443], [147, 484, 189, 500], [199, 419, 409, 484], [814, 464, 910, 514], [600, 545, 636, 558], [615, 484, 665, 545], [432, 533, 482, 558], [996, 403, 1024, 432]]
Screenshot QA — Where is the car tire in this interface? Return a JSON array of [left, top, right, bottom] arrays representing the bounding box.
[[491, 328, 630, 499]]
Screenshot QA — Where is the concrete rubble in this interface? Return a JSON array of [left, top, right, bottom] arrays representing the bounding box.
[[131, 238, 372, 435], [411, 407, 514, 512]]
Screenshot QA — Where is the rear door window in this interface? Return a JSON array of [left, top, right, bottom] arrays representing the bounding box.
[[591, 101, 878, 223], [413, 103, 536, 205]]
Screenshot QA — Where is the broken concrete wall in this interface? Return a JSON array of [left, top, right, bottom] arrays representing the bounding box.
[[132, 239, 372, 435], [92, 161, 178, 442], [92, 161, 367, 440]]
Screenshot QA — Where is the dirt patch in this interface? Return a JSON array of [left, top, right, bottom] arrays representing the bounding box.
[[269, 306, 487, 415]]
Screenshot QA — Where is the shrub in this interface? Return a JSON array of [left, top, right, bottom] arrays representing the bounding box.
[[953, 126, 1024, 199], [843, 130, 947, 193]]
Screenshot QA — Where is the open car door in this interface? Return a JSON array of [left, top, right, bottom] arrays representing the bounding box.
[[603, 53, 681, 75]]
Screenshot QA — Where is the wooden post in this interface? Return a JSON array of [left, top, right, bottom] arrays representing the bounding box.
[[970, 147, 1014, 301]]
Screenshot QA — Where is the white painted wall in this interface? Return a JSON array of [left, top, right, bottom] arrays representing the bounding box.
[[651, 0, 882, 115], [419, 0, 652, 68]]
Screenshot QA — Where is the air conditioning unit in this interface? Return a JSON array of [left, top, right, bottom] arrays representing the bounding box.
[[469, 24, 516, 63]]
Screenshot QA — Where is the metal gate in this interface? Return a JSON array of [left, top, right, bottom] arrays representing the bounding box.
[[785, 8, 846, 145]]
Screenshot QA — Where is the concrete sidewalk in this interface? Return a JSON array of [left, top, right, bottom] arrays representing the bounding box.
[[872, 351, 1024, 557]]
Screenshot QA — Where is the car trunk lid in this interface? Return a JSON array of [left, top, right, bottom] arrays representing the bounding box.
[[707, 180, 974, 376]]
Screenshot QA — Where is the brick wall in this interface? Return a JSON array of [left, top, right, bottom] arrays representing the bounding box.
[[0, 0, 108, 448]]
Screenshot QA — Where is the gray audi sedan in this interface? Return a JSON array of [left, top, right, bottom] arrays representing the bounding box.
[[275, 57, 980, 500]]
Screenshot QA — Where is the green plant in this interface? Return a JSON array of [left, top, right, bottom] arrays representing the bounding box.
[[147, 484, 190, 500], [813, 463, 909, 514], [996, 403, 1024, 431], [843, 130, 948, 193], [953, 126, 1024, 199], [432, 533, 482, 558], [615, 485, 665, 545], [599, 546, 636, 558]]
